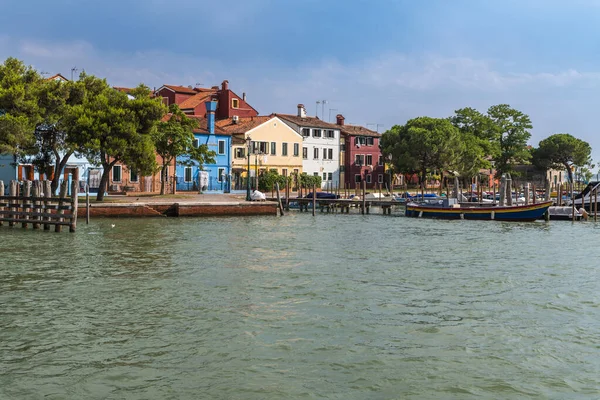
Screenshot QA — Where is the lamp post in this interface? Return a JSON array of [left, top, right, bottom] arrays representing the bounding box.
[[387, 154, 393, 193], [246, 137, 252, 201]]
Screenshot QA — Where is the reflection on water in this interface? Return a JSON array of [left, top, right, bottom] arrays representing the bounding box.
[[1, 214, 600, 399]]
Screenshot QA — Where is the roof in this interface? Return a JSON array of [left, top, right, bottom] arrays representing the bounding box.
[[158, 84, 199, 94], [178, 90, 217, 111], [216, 116, 273, 134], [273, 113, 341, 130], [340, 124, 381, 137], [46, 73, 68, 82], [113, 86, 135, 94]]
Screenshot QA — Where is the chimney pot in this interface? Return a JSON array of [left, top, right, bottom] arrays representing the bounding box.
[[336, 114, 345, 126], [297, 104, 306, 118], [222, 80, 229, 91], [243, 92, 246, 101]]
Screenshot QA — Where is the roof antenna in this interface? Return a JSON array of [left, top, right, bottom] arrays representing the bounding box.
[[70, 67, 79, 81]]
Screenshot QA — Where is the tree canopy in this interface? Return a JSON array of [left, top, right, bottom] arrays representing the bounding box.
[[532, 133, 592, 183], [487, 104, 532, 177]]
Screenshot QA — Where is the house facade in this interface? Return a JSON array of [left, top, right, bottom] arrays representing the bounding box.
[[276, 105, 341, 189], [336, 114, 384, 189], [176, 101, 232, 192], [218, 116, 303, 190]]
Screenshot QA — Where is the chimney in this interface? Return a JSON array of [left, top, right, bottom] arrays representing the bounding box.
[[205, 100, 217, 134], [222, 80, 229, 91], [242, 92, 246, 101], [336, 114, 345, 126], [211, 86, 219, 90], [297, 104, 306, 118]]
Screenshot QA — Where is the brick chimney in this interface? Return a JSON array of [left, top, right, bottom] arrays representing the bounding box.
[[336, 114, 345, 126], [221, 80, 229, 91], [297, 104, 306, 118]]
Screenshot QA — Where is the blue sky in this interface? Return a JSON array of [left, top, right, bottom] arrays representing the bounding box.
[[2, 0, 600, 168]]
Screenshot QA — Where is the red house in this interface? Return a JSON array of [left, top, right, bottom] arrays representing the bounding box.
[[336, 114, 384, 189], [154, 80, 258, 120]]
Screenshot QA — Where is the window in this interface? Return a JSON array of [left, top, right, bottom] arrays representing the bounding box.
[[355, 137, 366, 146], [217, 140, 226, 155], [282, 168, 288, 177], [217, 168, 225, 182], [235, 147, 246, 158], [340, 143, 346, 151], [129, 169, 138, 183], [366, 137, 374, 146], [184, 167, 193, 182], [313, 148, 319, 159], [252, 141, 268, 154], [378, 174, 383, 183], [112, 165, 122, 182], [328, 172, 333, 181], [323, 172, 327, 181], [378, 155, 383, 166], [313, 129, 322, 138], [326, 130, 335, 138], [313, 172, 319, 177], [355, 154, 364, 166], [366, 155, 373, 166], [366, 174, 372, 183], [323, 148, 327, 160], [193, 139, 199, 148], [302, 128, 310, 137], [271, 142, 276, 155], [355, 174, 361, 183], [282, 142, 288, 156], [232, 98, 239, 108], [294, 143, 299, 156], [303, 147, 308, 159], [328, 148, 333, 160]]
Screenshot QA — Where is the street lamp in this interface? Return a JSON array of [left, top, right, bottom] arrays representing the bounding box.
[[387, 154, 393, 193], [246, 137, 252, 201]]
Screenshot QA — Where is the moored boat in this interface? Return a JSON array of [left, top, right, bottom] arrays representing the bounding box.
[[405, 199, 552, 222]]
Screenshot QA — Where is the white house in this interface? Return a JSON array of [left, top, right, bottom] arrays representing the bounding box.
[[276, 105, 341, 189]]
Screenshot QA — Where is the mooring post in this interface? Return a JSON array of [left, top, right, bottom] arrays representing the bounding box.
[[32, 181, 40, 229], [44, 181, 52, 230], [312, 184, 316, 216], [56, 181, 68, 233], [285, 179, 290, 211], [594, 188, 598, 222], [571, 182, 575, 222], [86, 183, 90, 224], [362, 180, 366, 215], [70, 179, 78, 232], [22, 181, 31, 228], [9, 180, 17, 227], [0, 180, 4, 227], [275, 182, 284, 216]]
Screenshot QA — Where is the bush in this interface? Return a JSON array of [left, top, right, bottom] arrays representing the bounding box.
[[258, 171, 291, 192], [298, 172, 322, 189]]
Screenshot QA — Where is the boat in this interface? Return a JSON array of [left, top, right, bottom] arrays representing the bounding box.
[[572, 181, 600, 212], [405, 198, 553, 221]]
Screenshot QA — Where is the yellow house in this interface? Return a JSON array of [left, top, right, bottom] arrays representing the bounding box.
[[217, 116, 303, 190]]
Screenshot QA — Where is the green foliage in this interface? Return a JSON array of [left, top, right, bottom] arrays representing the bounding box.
[[487, 104, 532, 177], [532, 133, 592, 183], [298, 172, 322, 189], [258, 170, 291, 192], [0, 57, 43, 154], [381, 117, 462, 184], [449, 107, 495, 176]]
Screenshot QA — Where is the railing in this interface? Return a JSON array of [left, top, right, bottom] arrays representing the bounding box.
[[0, 180, 79, 233]]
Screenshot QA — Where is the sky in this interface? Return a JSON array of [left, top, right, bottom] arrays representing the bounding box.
[[1, 0, 600, 167]]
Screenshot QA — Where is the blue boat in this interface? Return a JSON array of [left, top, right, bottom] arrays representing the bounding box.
[[405, 200, 552, 221]]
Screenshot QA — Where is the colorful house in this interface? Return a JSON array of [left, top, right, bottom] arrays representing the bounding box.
[[276, 105, 341, 189], [336, 115, 384, 189], [176, 101, 232, 192], [217, 115, 303, 190]]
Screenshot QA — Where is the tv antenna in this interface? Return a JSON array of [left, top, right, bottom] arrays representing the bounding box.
[[70, 67, 79, 81]]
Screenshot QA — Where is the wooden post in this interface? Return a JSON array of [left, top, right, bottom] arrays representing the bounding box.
[[285, 179, 290, 211], [532, 183, 536, 204], [22, 181, 31, 228], [70, 179, 78, 232], [56, 180, 68, 233], [379, 183, 382, 202], [9, 180, 17, 227], [312, 184, 316, 216], [524, 183, 530, 205], [595, 188, 598, 222], [362, 180, 366, 215], [32, 181, 40, 229], [0, 180, 4, 227], [557, 183, 561, 206], [86, 183, 90, 224], [44, 180, 52, 230], [493, 181, 496, 205], [275, 182, 284, 216], [571, 182, 575, 222]]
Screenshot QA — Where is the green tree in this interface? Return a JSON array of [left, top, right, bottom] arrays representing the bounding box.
[[298, 172, 322, 189], [153, 104, 215, 195], [66, 74, 165, 201], [381, 117, 462, 185], [449, 107, 495, 177], [532, 133, 592, 184], [0, 57, 42, 155], [487, 104, 532, 177], [258, 170, 291, 192]]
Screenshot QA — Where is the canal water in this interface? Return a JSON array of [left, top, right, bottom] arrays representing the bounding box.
[[1, 213, 599, 399]]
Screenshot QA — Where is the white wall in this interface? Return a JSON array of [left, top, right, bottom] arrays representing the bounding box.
[[300, 127, 341, 188]]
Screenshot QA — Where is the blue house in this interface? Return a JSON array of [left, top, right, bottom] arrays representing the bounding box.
[[176, 101, 232, 192]]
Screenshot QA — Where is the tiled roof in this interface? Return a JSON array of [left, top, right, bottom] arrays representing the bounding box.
[[274, 113, 341, 130], [178, 90, 217, 110], [340, 125, 381, 137], [161, 85, 199, 94], [46, 73, 68, 82], [216, 116, 272, 134], [113, 86, 135, 94]]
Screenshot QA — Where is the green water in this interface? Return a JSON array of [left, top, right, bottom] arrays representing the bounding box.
[[1, 213, 599, 399]]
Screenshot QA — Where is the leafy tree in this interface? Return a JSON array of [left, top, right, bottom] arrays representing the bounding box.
[[449, 107, 495, 177], [487, 104, 532, 177], [532, 133, 592, 184], [258, 170, 291, 192], [66, 74, 165, 201], [381, 117, 462, 185], [298, 172, 322, 189], [0, 57, 42, 155], [153, 104, 215, 195]]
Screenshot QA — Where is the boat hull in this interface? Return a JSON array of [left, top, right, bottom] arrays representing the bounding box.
[[405, 201, 552, 222]]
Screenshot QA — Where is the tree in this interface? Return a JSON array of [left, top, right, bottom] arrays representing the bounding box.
[[487, 104, 532, 177], [67, 74, 165, 201], [258, 170, 291, 192], [153, 104, 215, 195], [449, 107, 495, 177], [532, 133, 592, 184], [0, 57, 42, 155], [381, 117, 462, 186]]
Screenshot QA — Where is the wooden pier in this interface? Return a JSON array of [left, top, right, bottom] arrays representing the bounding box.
[[0, 180, 79, 232]]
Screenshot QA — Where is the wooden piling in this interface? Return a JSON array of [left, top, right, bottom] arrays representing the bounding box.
[[571, 182, 575, 222], [0, 180, 3, 227], [275, 182, 284, 216], [595, 188, 598, 222], [312, 184, 316, 216], [9, 181, 17, 227], [86, 183, 90, 224], [56, 181, 68, 233], [362, 180, 366, 215], [532, 183, 536, 204], [285, 179, 290, 211], [44, 181, 52, 230], [32, 181, 40, 229], [70, 180, 78, 232], [22, 181, 31, 228]]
